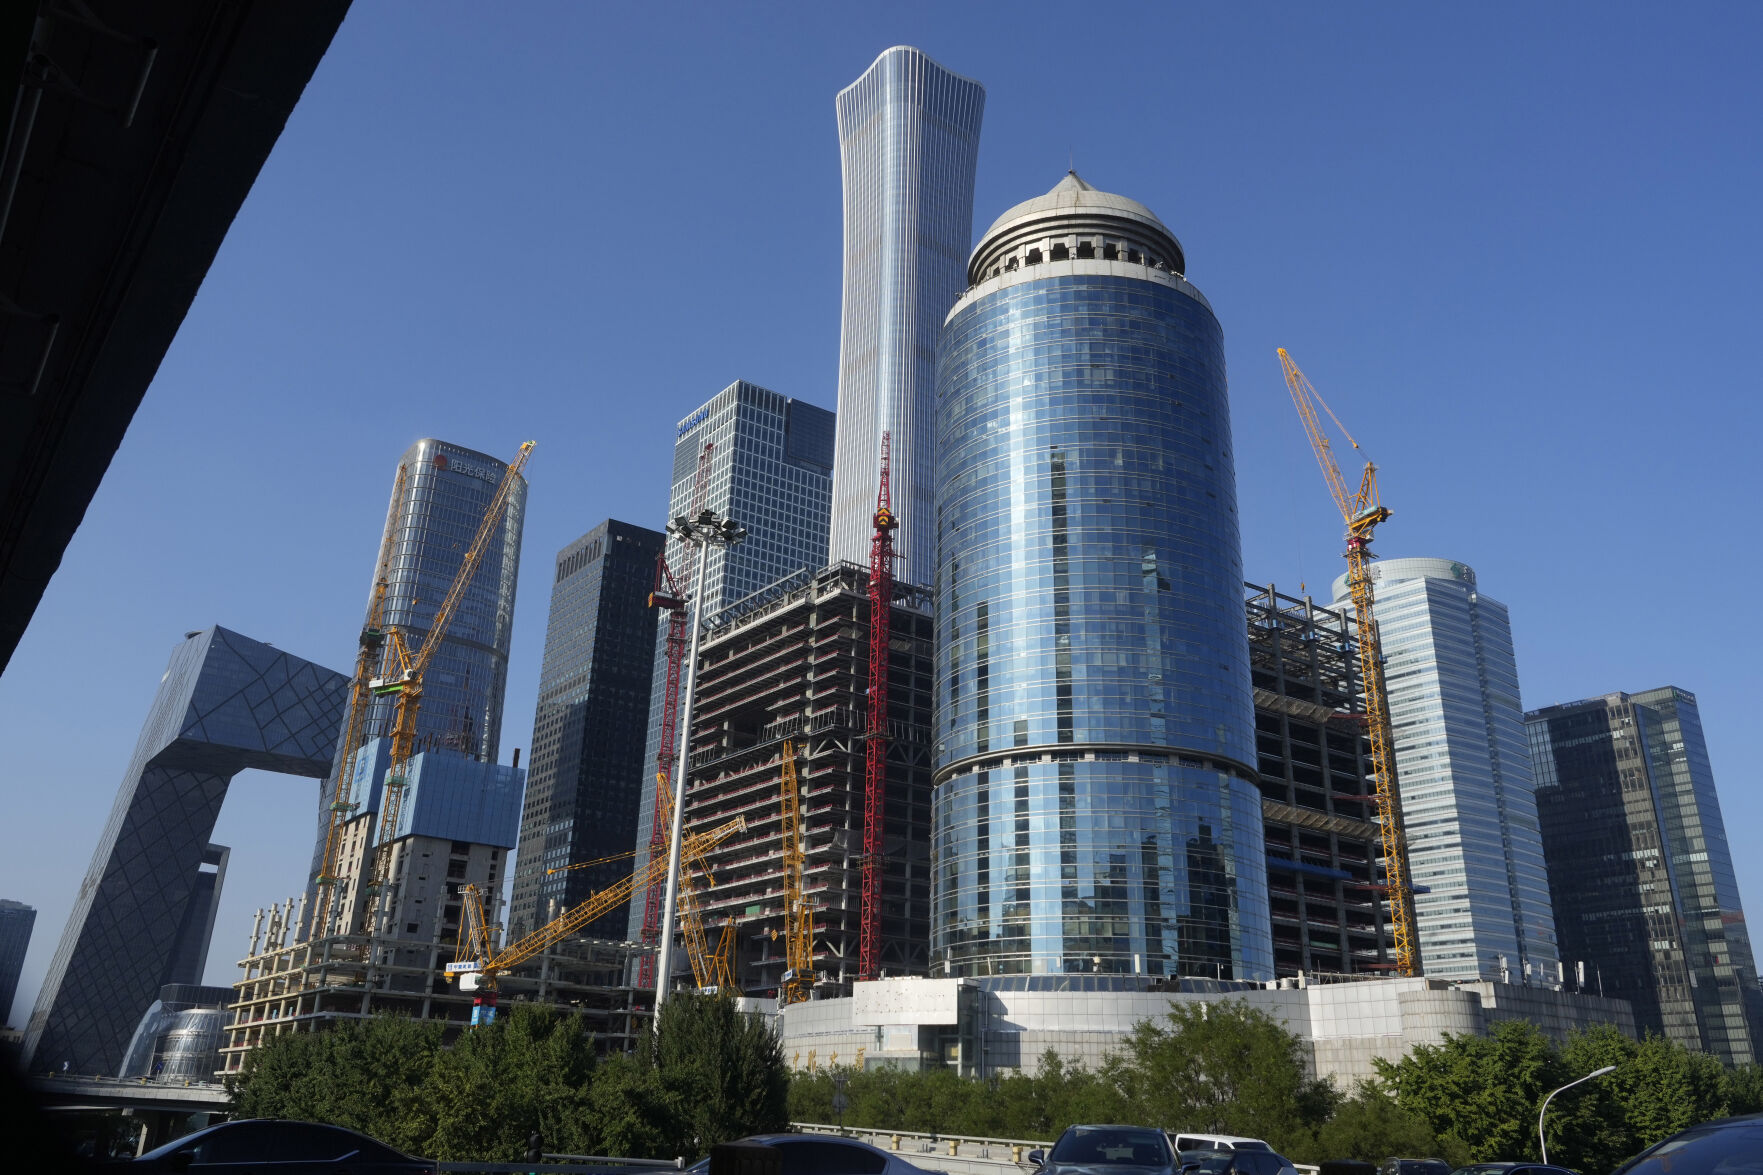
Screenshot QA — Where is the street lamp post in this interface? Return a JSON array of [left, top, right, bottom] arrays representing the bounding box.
[[653, 508, 745, 1016], [1538, 1064, 1616, 1163]]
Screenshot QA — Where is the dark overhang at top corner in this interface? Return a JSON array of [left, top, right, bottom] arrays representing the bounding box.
[[0, 0, 352, 676]]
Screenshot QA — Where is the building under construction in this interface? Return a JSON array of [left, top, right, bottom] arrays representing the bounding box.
[[1246, 583, 1399, 977], [675, 562, 934, 995], [220, 896, 646, 1074]]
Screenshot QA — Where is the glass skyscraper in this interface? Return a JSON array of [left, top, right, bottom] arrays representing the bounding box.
[[829, 46, 984, 588], [0, 899, 36, 1029], [307, 439, 527, 919], [25, 627, 346, 1075], [1528, 687, 1762, 1064], [363, 438, 526, 764], [625, 381, 834, 938], [509, 519, 666, 939], [932, 173, 1271, 981], [1332, 557, 1557, 983]]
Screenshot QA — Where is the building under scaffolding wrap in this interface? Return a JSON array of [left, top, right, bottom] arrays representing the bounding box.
[[1246, 583, 1400, 977], [220, 911, 647, 1074], [677, 563, 934, 994]]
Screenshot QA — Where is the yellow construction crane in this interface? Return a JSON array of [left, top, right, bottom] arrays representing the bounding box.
[[450, 814, 748, 1011], [547, 842, 728, 992], [711, 919, 738, 991], [1277, 349, 1420, 978], [360, 441, 536, 936], [778, 739, 813, 1005], [312, 463, 408, 936]]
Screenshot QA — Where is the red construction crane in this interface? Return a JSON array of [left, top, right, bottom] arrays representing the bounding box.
[[860, 432, 895, 982], [637, 441, 715, 988]]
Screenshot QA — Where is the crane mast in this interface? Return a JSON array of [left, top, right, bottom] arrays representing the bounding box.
[[359, 441, 535, 938], [1278, 349, 1419, 977], [638, 441, 715, 987], [312, 462, 407, 936], [779, 739, 813, 1005], [860, 433, 895, 982]]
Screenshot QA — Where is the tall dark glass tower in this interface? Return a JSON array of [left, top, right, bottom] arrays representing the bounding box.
[[625, 382, 834, 938], [932, 173, 1271, 981], [509, 520, 666, 939], [0, 900, 36, 1029], [1528, 687, 1762, 1064], [365, 438, 526, 764]]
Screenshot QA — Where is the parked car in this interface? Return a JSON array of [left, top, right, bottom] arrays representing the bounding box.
[[1378, 1161, 1452, 1175], [1448, 1164, 1576, 1175], [1610, 1111, 1763, 1174], [1171, 1136, 1274, 1154], [130, 1120, 434, 1172], [687, 1134, 931, 1175], [1030, 1125, 1178, 1175], [1177, 1148, 1299, 1175]]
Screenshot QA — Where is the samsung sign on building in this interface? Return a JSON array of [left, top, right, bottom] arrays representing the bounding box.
[[676, 405, 712, 438]]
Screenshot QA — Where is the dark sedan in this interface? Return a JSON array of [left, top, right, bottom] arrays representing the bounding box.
[[1031, 1125, 1178, 1175], [1611, 1111, 1763, 1174], [1448, 1164, 1575, 1175], [131, 1119, 434, 1173]]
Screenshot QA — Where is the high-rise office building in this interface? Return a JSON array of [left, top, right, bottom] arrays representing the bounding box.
[[932, 173, 1271, 981], [626, 382, 834, 938], [1332, 558, 1557, 983], [828, 46, 984, 587], [362, 438, 526, 763], [306, 438, 527, 927], [509, 520, 666, 939], [26, 627, 346, 1075], [0, 900, 36, 1028], [1528, 687, 1762, 1064]]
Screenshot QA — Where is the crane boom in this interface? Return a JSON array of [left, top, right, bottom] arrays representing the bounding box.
[[1277, 349, 1419, 977], [360, 441, 535, 936], [453, 815, 747, 985]]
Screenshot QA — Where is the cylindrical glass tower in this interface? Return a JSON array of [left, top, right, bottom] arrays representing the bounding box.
[[932, 173, 1271, 980]]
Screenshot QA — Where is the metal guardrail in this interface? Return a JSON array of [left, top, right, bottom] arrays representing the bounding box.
[[793, 1123, 1050, 1168], [436, 1162, 681, 1174], [792, 1125, 1320, 1175]]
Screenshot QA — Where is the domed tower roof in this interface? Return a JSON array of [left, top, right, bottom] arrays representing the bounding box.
[[967, 171, 1185, 287]]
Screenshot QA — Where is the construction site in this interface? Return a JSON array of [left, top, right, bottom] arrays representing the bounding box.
[[221, 902, 644, 1074], [673, 561, 935, 996], [1246, 582, 1399, 977]]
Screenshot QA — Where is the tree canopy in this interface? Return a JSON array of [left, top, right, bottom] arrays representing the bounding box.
[[228, 994, 787, 1163]]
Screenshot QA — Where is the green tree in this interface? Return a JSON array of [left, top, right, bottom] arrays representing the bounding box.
[[1377, 1019, 1559, 1162], [228, 1016, 443, 1153], [420, 1004, 598, 1161], [650, 991, 789, 1155], [1724, 1063, 1763, 1115], [589, 1053, 688, 1160], [1118, 999, 1335, 1155], [1313, 1081, 1446, 1164], [1548, 1026, 1728, 1172]]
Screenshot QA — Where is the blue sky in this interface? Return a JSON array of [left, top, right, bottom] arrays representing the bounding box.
[[4, 2, 1759, 1023]]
